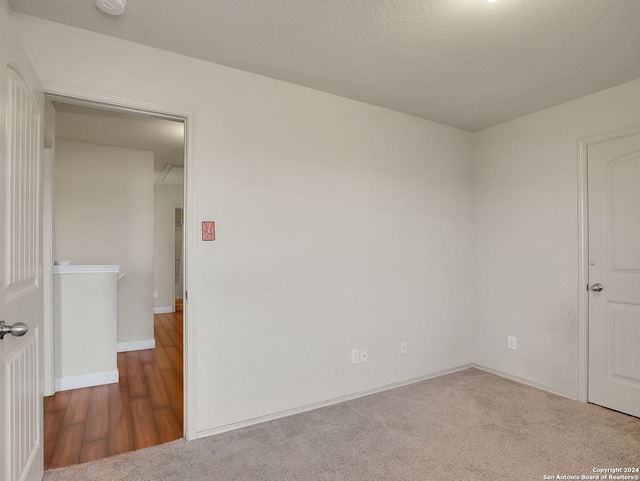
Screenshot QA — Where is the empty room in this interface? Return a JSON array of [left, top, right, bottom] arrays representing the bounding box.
[[0, 1, 639, 480]]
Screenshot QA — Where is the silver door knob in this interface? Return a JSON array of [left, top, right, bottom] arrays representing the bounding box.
[[590, 283, 604, 292], [0, 321, 28, 340]]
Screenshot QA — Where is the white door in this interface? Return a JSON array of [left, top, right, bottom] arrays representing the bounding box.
[[0, 5, 45, 481], [588, 131, 640, 418]]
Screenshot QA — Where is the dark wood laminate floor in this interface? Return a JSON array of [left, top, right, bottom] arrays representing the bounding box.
[[43, 311, 183, 470]]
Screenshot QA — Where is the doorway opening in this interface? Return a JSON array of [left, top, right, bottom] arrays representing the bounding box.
[[42, 95, 189, 468]]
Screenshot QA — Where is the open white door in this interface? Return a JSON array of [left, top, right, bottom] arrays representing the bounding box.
[[588, 131, 640, 418], [0, 4, 45, 481]]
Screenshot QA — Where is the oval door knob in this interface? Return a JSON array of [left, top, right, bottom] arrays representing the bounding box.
[[0, 321, 29, 340], [590, 283, 604, 292]]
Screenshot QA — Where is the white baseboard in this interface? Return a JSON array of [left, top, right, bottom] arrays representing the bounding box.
[[55, 370, 119, 391], [117, 339, 156, 352], [154, 306, 175, 314], [197, 364, 472, 439], [471, 364, 577, 400]]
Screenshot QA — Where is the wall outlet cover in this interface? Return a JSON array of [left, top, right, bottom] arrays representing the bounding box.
[[360, 348, 368, 363], [351, 348, 360, 364], [508, 336, 517, 350]]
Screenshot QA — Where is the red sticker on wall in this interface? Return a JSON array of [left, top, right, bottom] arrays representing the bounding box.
[[202, 221, 215, 241]]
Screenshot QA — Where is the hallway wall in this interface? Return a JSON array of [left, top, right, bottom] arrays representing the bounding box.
[[54, 140, 155, 348]]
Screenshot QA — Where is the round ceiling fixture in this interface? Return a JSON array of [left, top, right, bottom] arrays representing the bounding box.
[[95, 0, 127, 16]]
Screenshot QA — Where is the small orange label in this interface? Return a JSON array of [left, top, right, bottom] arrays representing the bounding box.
[[202, 221, 215, 241]]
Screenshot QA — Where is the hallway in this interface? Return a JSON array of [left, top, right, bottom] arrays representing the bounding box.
[[43, 312, 183, 470]]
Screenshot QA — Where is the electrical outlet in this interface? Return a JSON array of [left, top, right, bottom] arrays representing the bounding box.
[[508, 336, 517, 350], [400, 341, 408, 355], [360, 348, 368, 363], [351, 349, 360, 364], [153, 291, 159, 299]]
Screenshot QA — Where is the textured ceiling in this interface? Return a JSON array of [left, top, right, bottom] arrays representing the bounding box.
[[11, 0, 640, 131]]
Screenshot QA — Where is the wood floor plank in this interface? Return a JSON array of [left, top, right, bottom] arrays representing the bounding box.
[[164, 345, 183, 376], [162, 316, 181, 338], [44, 391, 71, 412], [108, 386, 135, 456], [44, 409, 66, 470], [159, 366, 183, 420], [143, 362, 171, 409], [154, 344, 173, 370], [130, 396, 160, 449], [157, 315, 173, 331], [139, 348, 156, 364], [79, 439, 109, 464], [126, 353, 148, 397], [155, 326, 175, 348], [173, 331, 184, 352], [49, 424, 84, 469], [154, 406, 182, 444], [62, 388, 91, 426], [83, 385, 110, 442]]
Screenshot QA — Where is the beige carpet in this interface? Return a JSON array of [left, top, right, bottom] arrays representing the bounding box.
[[44, 368, 640, 481]]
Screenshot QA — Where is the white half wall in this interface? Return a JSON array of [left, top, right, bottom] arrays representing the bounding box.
[[14, 15, 474, 434], [472, 78, 640, 396], [53, 140, 155, 346]]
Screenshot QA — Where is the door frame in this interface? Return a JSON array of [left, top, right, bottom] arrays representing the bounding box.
[[41, 80, 198, 440], [577, 123, 640, 404], [43, 140, 54, 396]]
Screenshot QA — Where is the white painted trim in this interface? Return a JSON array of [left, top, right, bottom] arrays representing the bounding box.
[[577, 139, 589, 403], [117, 339, 156, 352], [42, 79, 197, 441], [43, 145, 55, 396], [154, 306, 175, 314], [576, 123, 640, 404], [183, 108, 197, 442], [197, 364, 471, 439], [471, 364, 576, 400], [55, 370, 119, 391], [53, 264, 120, 274]]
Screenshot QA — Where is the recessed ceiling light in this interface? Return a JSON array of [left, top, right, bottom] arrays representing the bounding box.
[[95, 0, 127, 16], [488, 0, 498, 3]]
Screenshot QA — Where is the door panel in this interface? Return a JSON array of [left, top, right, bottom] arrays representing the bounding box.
[[588, 133, 640, 418], [1, 5, 45, 481], [6, 67, 40, 298], [5, 330, 39, 481], [610, 303, 640, 382]]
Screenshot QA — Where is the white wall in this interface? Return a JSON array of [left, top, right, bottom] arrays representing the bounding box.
[[473, 78, 640, 396], [54, 140, 155, 348], [154, 183, 183, 312], [14, 15, 474, 434]]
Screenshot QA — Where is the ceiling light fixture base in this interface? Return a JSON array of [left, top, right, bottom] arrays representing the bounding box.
[[95, 0, 127, 16]]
